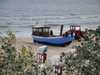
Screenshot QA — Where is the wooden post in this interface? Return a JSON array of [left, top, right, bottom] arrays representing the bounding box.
[[60, 25, 64, 36]]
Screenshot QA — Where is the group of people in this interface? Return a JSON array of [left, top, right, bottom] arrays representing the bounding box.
[[37, 52, 47, 63], [52, 52, 65, 75], [37, 45, 66, 75]]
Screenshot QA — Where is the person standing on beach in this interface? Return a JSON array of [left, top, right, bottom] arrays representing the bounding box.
[[50, 30, 53, 36], [43, 52, 47, 63]]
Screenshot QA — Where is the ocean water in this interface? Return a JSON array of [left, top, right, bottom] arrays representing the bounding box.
[[0, 0, 100, 37]]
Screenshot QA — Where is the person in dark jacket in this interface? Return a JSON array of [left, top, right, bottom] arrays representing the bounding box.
[[50, 30, 53, 36]]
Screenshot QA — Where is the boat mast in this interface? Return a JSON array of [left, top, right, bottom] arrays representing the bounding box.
[[60, 24, 64, 36]]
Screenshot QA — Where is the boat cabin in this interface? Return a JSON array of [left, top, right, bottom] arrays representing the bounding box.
[[32, 27, 50, 37], [70, 25, 83, 38], [70, 25, 81, 31]]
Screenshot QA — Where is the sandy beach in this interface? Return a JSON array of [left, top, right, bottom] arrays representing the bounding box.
[[15, 37, 79, 61], [2, 24, 98, 63]]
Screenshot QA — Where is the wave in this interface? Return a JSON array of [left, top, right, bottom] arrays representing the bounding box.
[[0, 15, 100, 26]]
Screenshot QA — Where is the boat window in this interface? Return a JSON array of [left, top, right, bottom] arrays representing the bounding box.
[[32, 27, 50, 36], [43, 29, 47, 32], [45, 29, 49, 32], [33, 29, 36, 32], [75, 27, 80, 30], [39, 29, 42, 32]]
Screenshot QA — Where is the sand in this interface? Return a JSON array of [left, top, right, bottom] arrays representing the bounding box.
[[15, 37, 80, 61], [14, 25, 98, 59]]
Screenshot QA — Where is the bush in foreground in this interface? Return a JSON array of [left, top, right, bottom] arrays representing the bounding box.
[[65, 27, 100, 75]]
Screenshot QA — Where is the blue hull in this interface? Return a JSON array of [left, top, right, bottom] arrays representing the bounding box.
[[32, 34, 75, 46]]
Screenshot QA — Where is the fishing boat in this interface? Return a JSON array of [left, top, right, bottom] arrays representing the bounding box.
[[32, 25, 81, 46]]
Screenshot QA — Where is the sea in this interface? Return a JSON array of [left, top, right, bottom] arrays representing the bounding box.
[[0, 0, 100, 37]]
